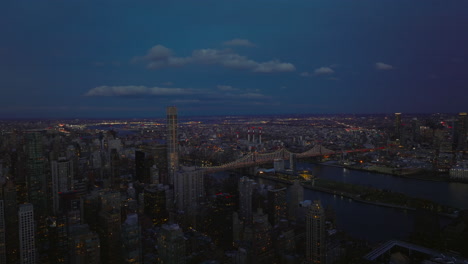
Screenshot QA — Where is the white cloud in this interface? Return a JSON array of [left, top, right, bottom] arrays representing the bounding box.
[[300, 72, 311, 77], [84, 85, 199, 97], [223, 38, 256, 47], [314, 67, 334, 75], [375, 62, 393, 70], [132, 45, 295, 73], [217, 85, 238, 91]]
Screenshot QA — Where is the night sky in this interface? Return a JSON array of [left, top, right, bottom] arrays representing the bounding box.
[[1, 0, 467, 118]]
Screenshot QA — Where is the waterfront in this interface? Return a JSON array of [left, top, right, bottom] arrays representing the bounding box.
[[299, 163, 468, 210], [213, 162, 468, 243]]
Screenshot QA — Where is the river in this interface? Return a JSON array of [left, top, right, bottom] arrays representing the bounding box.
[[215, 163, 468, 242]]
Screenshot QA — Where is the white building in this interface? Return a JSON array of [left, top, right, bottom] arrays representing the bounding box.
[[19, 204, 36, 264]]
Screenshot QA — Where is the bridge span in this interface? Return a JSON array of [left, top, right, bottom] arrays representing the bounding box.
[[199, 145, 384, 173]]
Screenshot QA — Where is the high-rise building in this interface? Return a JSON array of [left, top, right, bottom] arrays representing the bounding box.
[[69, 224, 100, 264], [157, 224, 186, 264], [51, 158, 74, 214], [306, 200, 325, 264], [25, 132, 48, 216], [267, 187, 287, 226], [287, 180, 304, 221], [167, 106, 179, 185], [238, 176, 256, 224], [121, 214, 142, 264], [135, 150, 151, 183], [144, 185, 168, 225], [0, 201, 6, 264], [3, 180, 19, 263], [174, 167, 204, 214], [454, 112, 467, 151], [19, 203, 36, 264], [395, 113, 402, 140], [98, 209, 121, 264]]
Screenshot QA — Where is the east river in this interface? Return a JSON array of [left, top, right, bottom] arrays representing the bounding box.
[[296, 163, 468, 242], [219, 163, 468, 242]]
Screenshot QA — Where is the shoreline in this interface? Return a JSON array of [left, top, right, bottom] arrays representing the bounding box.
[[308, 161, 452, 183], [254, 173, 458, 219]]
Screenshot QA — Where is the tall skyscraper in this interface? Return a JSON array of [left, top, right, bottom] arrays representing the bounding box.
[[157, 224, 186, 264], [69, 224, 100, 264], [238, 177, 256, 224], [454, 112, 467, 151], [167, 106, 179, 185], [306, 200, 325, 264], [0, 201, 6, 264], [267, 187, 287, 226], [25, 132, 47, 216], [19, 203, 36, 264], [287, 180, 304, 221], [394, 113, 402, 140], [51, 158, 74, 214], [121, 214, 142, 264]]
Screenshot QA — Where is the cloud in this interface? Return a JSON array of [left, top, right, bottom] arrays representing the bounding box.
[[133, 45, 295, 73], [223, 38, 256, 47], [84, 86, 200, 97], [301, 66, 334, 77], [375, 62, 393, 70], [84, 85, 272, 103], [217, 85, 238, 91], [314, 67, 334, 75]]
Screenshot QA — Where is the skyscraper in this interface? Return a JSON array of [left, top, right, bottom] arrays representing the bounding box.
[[157, 224, 186, 264], [238, 176, 256, 224], [167, 106, 179, 185], [19, 203, 36, 264], [454, 112, 467, 151], [395, 113, 402, 140], [287, 180, 304, 221], [0, 201, 6, 264], [25, 132, 47, 216], [306, 200, 325, 264], [51, 158, 74, 215], [267, 187, 287, 226]]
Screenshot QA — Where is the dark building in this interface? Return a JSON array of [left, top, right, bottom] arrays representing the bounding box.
[[394, 113, 402, 140], [167, 106, 179, 185], [267, 187, 287, 227], [454, 112, 467, 151]]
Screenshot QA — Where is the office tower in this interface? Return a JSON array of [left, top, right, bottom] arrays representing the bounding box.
[[306, 200, 325, 264], [167, 106, 179, 185], [395, 113, 402, 140], [157, 224, 186, 264], [174, 167, 204, 214], [0, 201, 6, 264], [98, 209, 121, 264], [121, 214, 142, 264], [454, 112, 467, 151], [51, 158, 74, 214], [69, 224, 100, 264], [238, 177, 256, 224], [3, 180, 19, 263], [251, 208, 274, 263], [19, 203, 36, 264], [267, 187, 287, 226], [25, 132, 47, 216], [135, 150, 150, 183], [144, 184, 168, 225], [287, 180, 304, 221]]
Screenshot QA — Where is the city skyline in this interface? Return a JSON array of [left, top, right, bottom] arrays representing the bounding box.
[[1, 0, 468, 118]]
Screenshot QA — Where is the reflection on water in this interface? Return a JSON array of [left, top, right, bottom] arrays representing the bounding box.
[[299, 163, 468, 209]]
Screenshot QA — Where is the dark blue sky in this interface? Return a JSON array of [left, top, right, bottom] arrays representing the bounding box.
[[1, 0, 467, 118]]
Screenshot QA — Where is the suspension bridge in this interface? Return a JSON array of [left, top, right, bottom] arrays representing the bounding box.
[[199, 145, 383, 173]]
